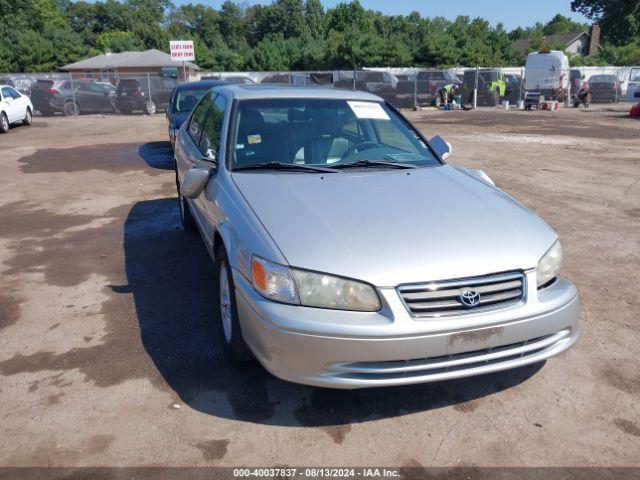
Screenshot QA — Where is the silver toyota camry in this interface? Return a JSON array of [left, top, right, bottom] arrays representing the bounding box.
[[174, 84, 580, 389]]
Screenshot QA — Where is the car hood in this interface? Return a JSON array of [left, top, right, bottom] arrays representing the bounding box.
[[232, 165, 557, 286]]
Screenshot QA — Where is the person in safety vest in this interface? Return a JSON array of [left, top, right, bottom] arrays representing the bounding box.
[[438, 83, 458, 106]]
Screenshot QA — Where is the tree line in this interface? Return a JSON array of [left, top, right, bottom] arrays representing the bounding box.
[[1, 0, 639, 73]]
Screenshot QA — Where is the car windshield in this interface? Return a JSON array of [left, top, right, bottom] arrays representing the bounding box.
[[231, 98, 440, 170], [173, 88, 208, 112]]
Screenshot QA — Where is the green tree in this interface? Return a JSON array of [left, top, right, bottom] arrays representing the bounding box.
[[96, 30, 143, 52], [542, 13, 588, 35], [571, 0, 640, 45], [305, 0, 324, 38]]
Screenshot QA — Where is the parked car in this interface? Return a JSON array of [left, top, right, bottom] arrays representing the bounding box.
[[569, 69, 583, 95], [30, 79, 116, 116], [416, 70, 461, 105], [167, 80, 228, 150], [115, 76, 176, 114], [524, 50, 569, 101], [0, 84, 33, 133], [625, 67, 640, 102], [201, 75, 255, 85], [333, 71, 398, 104], [173, 84, 580, 388], [460, 70, 505, 106], [504, 73, 522, 104], [587, 74, 622, 103]]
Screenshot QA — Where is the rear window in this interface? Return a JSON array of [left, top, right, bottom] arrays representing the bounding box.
[[589, 75, 615, 82], [118, 79, 139, 90]]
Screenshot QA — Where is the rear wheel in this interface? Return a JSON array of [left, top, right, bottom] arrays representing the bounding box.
[[213, 247, 252, 362], [0, 113, 9, 133], [23, 108, 32, 126], [144, 98, 157, 115], [63, 101, 79, 116]]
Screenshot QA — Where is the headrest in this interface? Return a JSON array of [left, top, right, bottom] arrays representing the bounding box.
[[240, 110, 265, 132]]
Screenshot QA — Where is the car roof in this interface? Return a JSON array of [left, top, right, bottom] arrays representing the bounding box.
[[175, 80, 229, 91], [214, 84, 382, 101]]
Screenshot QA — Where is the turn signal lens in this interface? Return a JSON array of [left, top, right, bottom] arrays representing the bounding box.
[[252, 258, 267, 290], [251, 256, 298, 304]]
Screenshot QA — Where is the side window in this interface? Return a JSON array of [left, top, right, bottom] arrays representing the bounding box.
[[188, 92, 212, 144], [199, 94, 227, 155], [1, 87, 11, 100], [8, 87, 21, 98]]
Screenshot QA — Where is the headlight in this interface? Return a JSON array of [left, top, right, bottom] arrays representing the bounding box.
[[537, 241, 563, 288], [251, 256, 299, 304], [292, 269, 381, 311], [251, 256, 380, 311]]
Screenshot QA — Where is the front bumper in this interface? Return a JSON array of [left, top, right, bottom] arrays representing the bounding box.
[[234, 270, 580, 389]]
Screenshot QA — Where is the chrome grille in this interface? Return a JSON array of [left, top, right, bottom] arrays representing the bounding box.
[[397, 271, 525, 317]]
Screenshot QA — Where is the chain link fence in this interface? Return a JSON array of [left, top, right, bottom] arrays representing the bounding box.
[[1, 66, 636, 118]]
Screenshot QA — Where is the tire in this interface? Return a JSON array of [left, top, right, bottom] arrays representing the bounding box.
[[23, 108, 32, 126], [144, 98, 157, 115], [177, 180, 197, 232], [0, 113, 9, 133], [63, 101, 79, 116], [213, 246, 252, 362]]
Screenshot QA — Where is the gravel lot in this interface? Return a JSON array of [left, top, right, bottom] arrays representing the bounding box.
[[0, 106, 638, 469]]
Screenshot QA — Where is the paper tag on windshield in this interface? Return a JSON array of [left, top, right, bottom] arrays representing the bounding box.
[[347, 101, 390, 120], [247, 134, 262, 144]]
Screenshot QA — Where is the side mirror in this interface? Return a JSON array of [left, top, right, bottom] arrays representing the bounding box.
[[430, 135, 452, 161], [181, 167, 211, 199], [203, 148, 217, 163]]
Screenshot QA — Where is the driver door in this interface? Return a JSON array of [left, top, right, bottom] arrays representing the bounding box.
[[192, 94, 228, 242]]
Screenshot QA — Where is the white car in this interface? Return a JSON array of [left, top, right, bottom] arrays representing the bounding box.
[[0, 84, 33, 133]]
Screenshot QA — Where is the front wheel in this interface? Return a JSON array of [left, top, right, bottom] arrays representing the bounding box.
[[23, 108, 32, 126], [213, 247, 252, 362]]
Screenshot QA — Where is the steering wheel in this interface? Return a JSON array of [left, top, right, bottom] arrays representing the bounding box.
[[341, 141, 381, 160]]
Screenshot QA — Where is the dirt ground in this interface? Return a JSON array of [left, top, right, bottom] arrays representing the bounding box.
[[0, 105, 638, 469]]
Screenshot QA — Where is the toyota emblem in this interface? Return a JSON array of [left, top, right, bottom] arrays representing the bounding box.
[[460, 289, 481, 307]]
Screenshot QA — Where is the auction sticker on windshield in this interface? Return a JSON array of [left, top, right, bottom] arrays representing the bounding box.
[[347, 101, 390, 120]]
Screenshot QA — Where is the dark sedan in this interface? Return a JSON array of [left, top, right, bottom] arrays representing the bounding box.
[[166, 80, 228, 150], [588, 74, 622, 103]]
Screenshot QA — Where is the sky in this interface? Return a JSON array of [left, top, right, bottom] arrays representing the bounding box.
[[184, 0, 590, 31]]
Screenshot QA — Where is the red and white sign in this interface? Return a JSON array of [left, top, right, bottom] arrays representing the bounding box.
[[170, 41, 195, 62]]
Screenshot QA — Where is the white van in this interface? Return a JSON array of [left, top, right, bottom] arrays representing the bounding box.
[[524, 51, 570, 99]]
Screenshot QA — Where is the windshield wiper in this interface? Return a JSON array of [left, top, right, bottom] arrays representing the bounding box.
[[233, 161, 338, 173], [331, 159, 418, 170]]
